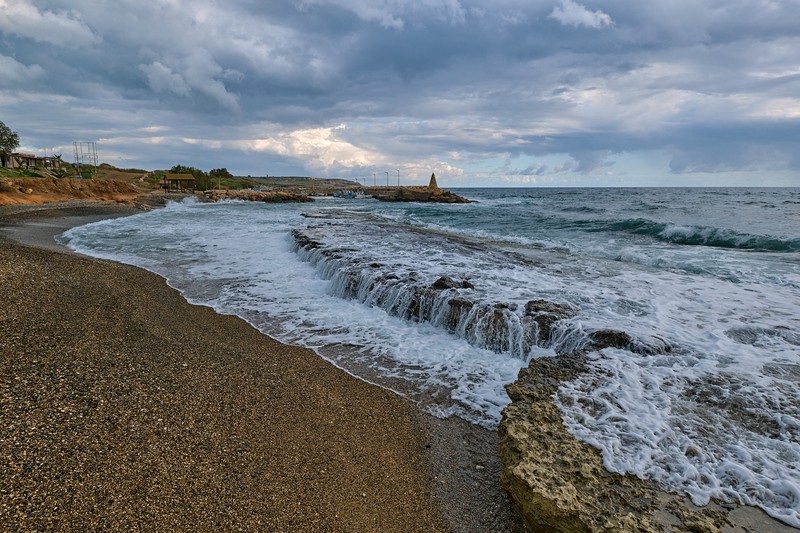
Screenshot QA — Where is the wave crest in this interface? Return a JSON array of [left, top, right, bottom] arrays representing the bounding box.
[[582, 218, 800, 252]]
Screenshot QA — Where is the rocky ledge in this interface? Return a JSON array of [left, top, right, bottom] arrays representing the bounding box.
[[499, 352, 794, 533], [370, 186, 472, 204], [202, 189, 314, 203]]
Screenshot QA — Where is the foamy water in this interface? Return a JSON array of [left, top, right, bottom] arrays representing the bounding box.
[[60, 188, 800, 527]]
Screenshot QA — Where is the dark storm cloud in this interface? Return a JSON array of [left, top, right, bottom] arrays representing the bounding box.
[[1, 0, 798, 184]]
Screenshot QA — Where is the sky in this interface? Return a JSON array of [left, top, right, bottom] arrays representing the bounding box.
[[1, 0, 799, 187]]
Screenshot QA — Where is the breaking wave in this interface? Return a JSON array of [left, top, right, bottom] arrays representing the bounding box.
[[291, 229, 672, 360], [578, 218, 800, 252]]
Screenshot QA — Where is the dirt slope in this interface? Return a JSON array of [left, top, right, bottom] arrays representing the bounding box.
[[0, 178, 141, 206]]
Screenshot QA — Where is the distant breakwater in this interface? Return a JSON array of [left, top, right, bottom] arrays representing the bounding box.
[[364, 186, 473, 204], [202, 189, 314, 203]]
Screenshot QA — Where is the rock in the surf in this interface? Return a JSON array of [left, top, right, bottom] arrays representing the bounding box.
[[499, 353, 733, 532]]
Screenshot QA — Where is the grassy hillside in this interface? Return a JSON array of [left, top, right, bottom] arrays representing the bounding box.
[[0, 167, 50, 179], [0, 162, 365, 205]]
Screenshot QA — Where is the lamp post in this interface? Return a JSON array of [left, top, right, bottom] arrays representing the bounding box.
[[385, 171, 389, 186], [396, 169, 400, 186]]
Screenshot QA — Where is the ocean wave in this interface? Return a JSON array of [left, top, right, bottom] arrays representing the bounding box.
[[291, 229, 672, 360], [580, 218, 800, 252], [368, 210, 568, 253], [561, 205, 606, 214]]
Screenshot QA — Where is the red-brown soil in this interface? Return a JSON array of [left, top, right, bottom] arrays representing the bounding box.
[[0, 177, 142, 206]]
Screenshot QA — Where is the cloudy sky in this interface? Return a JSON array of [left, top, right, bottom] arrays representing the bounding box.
[[1, 0, 798, 186]]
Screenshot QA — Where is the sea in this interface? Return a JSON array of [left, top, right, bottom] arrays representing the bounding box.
[[60, 187, 800, 527]]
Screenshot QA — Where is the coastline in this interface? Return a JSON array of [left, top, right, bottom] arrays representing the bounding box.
[[0, 202, 527, 532]]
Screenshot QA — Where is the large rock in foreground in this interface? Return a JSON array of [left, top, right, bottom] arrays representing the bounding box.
[[499, 354, 793, 532]]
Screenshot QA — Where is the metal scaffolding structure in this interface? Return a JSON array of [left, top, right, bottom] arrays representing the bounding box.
[[73, 141, 98, 178]]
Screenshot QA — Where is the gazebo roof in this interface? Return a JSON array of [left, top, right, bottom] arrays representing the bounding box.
[[163, 173, 196, 181]]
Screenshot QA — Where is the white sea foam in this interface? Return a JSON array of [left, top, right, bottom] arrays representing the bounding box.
[[59, 193, 800, 527], [555, 348, 800, 527], [61, 200, 526, 426]]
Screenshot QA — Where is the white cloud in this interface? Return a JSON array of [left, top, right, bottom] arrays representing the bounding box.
[[181, 48, 240, 111], [0, 0, 97, 47], [249, 126, 382, 169], [139, 51, 240, 111], [181, 124, 386, 171], [140, 61, 191, 96], [0, 55, 44, 85], [549, 0, 613, 29], [747, 97, 800, 120]]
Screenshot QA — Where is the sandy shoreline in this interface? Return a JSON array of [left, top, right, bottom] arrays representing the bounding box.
[[0, 202, 527, 532]]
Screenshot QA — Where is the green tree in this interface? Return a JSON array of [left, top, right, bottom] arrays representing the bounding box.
[[0, 120, 20, 167], [209, 167, 233, 180], [170, 164, 211, 190], [209, 167, 234, 188]]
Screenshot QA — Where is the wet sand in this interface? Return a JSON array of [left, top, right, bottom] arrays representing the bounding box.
[[0, 203, 527, 532]]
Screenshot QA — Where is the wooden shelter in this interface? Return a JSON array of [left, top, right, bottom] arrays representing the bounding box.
[[162, 173, 196, 191]]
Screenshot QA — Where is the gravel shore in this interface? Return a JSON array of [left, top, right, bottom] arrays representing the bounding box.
[[0, 203, 527, 532]]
